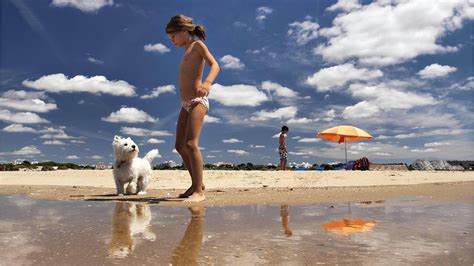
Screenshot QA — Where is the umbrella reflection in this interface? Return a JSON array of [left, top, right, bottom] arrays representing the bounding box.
[[108, 202, 156, 259], [321, 203, 378, 236], [280, 205, 292, 237], [171, 207, 205, 265]]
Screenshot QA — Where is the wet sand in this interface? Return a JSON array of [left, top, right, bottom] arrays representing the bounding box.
[[1, 195, 472, 265], [0, 170, 473, 206]]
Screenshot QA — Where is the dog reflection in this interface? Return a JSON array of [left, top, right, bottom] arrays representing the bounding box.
[[281, 205, 292, 237], [108, 202, 156, 259], [171, 207, 205, 265]]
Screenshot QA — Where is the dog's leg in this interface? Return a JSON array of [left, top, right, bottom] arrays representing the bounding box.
[[115, 176, 124, 196], [137, 176, 148, 195], [126, 181, 137, 195]]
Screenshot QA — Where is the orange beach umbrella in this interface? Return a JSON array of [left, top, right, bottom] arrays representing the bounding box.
[[317, 125, 373, 165]]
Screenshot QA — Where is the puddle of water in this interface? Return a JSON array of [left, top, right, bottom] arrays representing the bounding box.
[[0, 195, 472, 265]]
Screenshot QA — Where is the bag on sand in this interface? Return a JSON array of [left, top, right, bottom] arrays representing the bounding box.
[[353, 160, 361, 170], [360, 157, 370, 171]]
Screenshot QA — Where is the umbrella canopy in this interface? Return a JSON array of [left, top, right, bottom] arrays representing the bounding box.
[[317, 125, 373, 144], [317, 125, 373, 165], [321, 218, 378, 236]]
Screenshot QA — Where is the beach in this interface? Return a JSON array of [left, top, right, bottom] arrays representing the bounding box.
[[1, 170, 473, 205]]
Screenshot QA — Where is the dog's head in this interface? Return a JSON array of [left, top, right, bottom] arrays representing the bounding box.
[[113, 135, 139, 162]]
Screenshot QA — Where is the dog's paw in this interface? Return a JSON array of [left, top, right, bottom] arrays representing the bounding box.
[[137, 191, 147, 195]]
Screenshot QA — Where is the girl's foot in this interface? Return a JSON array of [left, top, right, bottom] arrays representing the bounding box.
[[178, 185, 206, 198], [184, 192, 205, 202]]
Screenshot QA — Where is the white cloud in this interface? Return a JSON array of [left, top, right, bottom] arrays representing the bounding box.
[[424, 142, 450, 147], [209, 83, 269, 107], [87, 57, 103, 64], [288, 19, 320, 45], [450, 76, 474, 91], [292, 136, 301, 140], [261, 81, 300, 106], [140, 85, 176, 99], [206, 155, 216, 158], [227, 149, 249, 155], [0, 90, 57, 113], [0, 145, 42, 156], [66, 155, 79, 159], [342, 101, 380, 119], [90, 155, 103, 159], [0, 110, 49, 124], [410, 148, 439, 153], [50, 0, 113, 13], [119, 126, 172, 137], [316, 0, 472, 65], [2, 124, 36, 133], [22, 73, 136, 97], [327, 0, 361, 12], [144, 43, 170, 54], [306, 63, 383, 92], [222, 138, 243, 143], [147, 138, 165, 144], [298, 138, 321, 143], [256, 6, 273, 22], [287, 117, 318, 124], [250, 145, 265, 148], [219, 55, 245, 70], [204, 115, 221, 123], [417, 63, 457, 79], [172, 149, 178, 154], [102, 107, 157, 123], [250, 106, 297, 121], [43, 140, 66, 145]]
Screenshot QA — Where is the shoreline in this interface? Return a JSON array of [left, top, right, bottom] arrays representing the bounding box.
[[1, 170, 473, 206]]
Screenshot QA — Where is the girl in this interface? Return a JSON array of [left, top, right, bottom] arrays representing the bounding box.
[[166, 14, 220, 202], [279, 126, 289, 170]]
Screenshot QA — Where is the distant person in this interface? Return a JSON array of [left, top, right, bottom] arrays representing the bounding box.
[[279, 126, 289, 170], [166, 14, 220, 202]]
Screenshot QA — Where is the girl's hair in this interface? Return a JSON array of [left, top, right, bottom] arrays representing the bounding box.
[[281, 126, 289, 132], [165, 14, 206, 41]]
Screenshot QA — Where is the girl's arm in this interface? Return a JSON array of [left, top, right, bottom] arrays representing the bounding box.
[[195, 41, 220, 95]]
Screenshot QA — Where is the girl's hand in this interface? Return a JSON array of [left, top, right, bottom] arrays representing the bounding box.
[[197, 80, 211, 97]]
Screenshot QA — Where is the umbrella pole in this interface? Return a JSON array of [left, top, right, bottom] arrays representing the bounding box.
[[344, 140, 347, 165]]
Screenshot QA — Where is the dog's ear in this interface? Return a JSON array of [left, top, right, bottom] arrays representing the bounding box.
[[113, 135, 122, 142]]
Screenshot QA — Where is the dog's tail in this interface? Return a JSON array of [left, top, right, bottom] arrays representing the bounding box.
[[144, 149, 160, 164]]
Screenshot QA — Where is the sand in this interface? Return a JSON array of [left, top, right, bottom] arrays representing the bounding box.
[[0, 170, 473, 206]]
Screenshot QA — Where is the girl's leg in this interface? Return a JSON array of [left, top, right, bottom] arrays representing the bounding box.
[[175, 108, 195, 198], [184, 103, 207, 202]]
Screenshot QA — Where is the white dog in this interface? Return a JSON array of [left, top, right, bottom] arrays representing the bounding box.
[[112, 135, 159, 196]]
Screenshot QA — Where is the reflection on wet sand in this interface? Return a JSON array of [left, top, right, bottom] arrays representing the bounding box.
[[280, 205, 292, 237], [171, 207, 205, 265], [108, 202, 156, 259]]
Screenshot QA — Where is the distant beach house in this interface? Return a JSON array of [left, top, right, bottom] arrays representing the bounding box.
[[95, 164, 109, 170]]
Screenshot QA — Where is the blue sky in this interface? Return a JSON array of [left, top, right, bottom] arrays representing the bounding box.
[[1, 0, 473, 165]]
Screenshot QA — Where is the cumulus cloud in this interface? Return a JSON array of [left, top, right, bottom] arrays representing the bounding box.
[[87, 57, 104, 64], [424, 141, 450, 147], [50, 0, 113, 13], [316, 0, 473, 65], [102, 107, 157, 123], [250, 106, 297, 121], [209, 83, 269, 106], [326, 0, 361, 12], [22, 73, 136, 97], [66, 155, 79, 159], [119, 126, 172, 137], [0, 90, 57, 113], [288, 19, 320, 45], [147, 138, 165, 144], [0, 145, 42, 156], [306, 63, 383, 92], [140, 85, 176, 99], [227, 149, 249, 155], [261, 81, 299, 105], [256, 6, 273, 22], [43, 140, 66, 145], [0, 110, 49, 124], [219, 55, 245, 70], [144, 43, 170, 54], [417, 63, 457, 79], [2, 124, 36, 133], [449, 76, 474, 91], [204, 115, 221, 123], [222, 138, 243, 144], [298, 138, 321, 143], [90, 155, 103, 159]]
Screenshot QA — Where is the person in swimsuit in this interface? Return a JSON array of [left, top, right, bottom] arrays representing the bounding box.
[[279, 125, 289, 171], [166, 14, 220, 202]]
